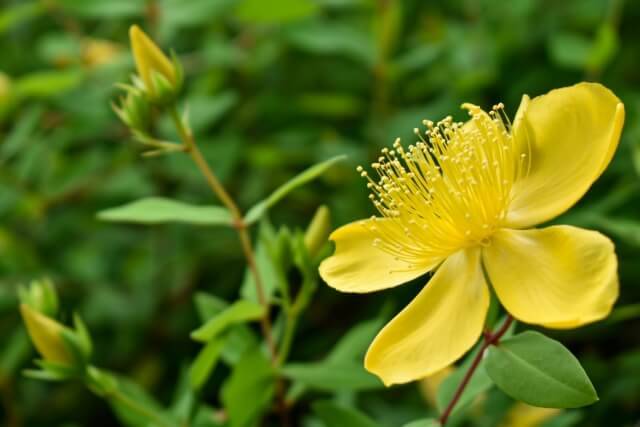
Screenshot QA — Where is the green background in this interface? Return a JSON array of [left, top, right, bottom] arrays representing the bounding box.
[[1, 0, 639, 425]]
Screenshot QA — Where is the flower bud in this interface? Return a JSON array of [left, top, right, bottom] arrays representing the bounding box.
[[20, 303, 75, 365], [18, 278, 58, 317], [113, 87, 151, 133], [304, 205, 331, 259], [129, 25, 182, 103], [18, 280, 92, 370]]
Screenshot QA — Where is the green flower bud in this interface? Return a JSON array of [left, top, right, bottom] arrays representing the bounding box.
[[304, 205, 331, 259], [18, 278, 58, 317]]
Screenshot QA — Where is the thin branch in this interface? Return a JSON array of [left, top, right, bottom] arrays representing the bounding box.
[[439, 315, 514, 425]]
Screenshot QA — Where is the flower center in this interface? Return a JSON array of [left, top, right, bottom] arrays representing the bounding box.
[[359, 103, 530, 264]]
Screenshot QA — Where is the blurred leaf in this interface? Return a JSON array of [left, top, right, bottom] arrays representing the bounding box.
[[14, 69, 84, 98], [244, 155, 346, 224], [0, 105, 43, 163], [190, 337, 225, 390], [606, 303, 640, 325], [0, 1, 45, 34], [486, 331, 598, 408], [587, 24, 618, 71], [185, 91, 238, 134], [540, 411, 583, 427], [312, 400, 381, 427], [191, 300, 265, 342], [548, 32, 592, 69], [328, 314, 387, 362], [282, 361, 383, 391], [402, 419, 440, 427], [160, 0, 235, 27], [296, 93, 364, 118], [56, 0, 145, 18], [0, 330, 30, 375], [234, 0, 319, 24], [98, 197, 233, 226], [194, 292, 227, 323], [99, 372, 178, 427], [221, 348, 275, 427], [285, 22, 375, 66]]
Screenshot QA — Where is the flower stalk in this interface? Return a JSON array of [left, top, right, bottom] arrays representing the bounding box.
[[439, 315, 514, 426], [168, 107, 277, 362]]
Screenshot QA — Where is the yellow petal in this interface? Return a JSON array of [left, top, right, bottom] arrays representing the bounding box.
[[506, 83, 624, 228], [483, 226, 618, 328], [20, 304, 74, 364], [365, 249, 489, 385], [319, 219, 442, 293], [129, 25, 176, 93]]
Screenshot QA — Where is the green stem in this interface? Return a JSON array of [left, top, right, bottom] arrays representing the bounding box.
[[168, 107, 277, 361]]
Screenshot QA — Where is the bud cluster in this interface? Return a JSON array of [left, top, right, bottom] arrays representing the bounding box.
[[113, 25, 185, 156]]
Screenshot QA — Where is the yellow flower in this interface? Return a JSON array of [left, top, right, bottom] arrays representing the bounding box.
[[20, 303, 75, 365], [129, 25, 177, 97], [319, 83, 624, 386]]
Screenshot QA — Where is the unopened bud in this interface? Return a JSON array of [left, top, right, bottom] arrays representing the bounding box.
[[20, 304, 75, 365], [129, 25, 182, 103], [113, 87, 151, 133], [18, 280, 92, 369], [304, 205, 331, 259], [18, 279, 58, 317]]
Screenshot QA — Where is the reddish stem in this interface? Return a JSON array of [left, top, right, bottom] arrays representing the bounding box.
[[439, 315, 514, 425]]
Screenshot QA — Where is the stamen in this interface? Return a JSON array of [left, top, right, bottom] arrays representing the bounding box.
[[360, 102, 529, 261]]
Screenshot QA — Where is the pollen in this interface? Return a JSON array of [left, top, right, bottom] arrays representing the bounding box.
[[359, 103, 530, 263]]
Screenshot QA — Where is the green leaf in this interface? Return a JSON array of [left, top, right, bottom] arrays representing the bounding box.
[[402, 419, 440, 427], [312, 401, 381, 427], [244, 155, 346, 224], [285, 22, 375, 67], [98, 197, 233, 226], [281, 361, 383, 391], [193, 292, 227, 323], [191, 300, 265, 342], [221, 348, 275, 427], [14, 69, 84, 99], [234, 0, 319, 24], [485, 331, 598, 408], [189, 338, 226, 390], [328, 314, 387, 363], [56, 0, 145, 18], [191, 293, 259, 366], [0, 2, 45, 34]]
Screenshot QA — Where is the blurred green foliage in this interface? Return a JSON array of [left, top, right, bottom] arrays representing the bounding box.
[[1, 0, 639, 425]]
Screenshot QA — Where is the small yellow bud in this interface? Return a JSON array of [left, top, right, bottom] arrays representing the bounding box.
[[20, 304, 74, 365], [129, 25, 177, 97], [304, 205, 331, 259]]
